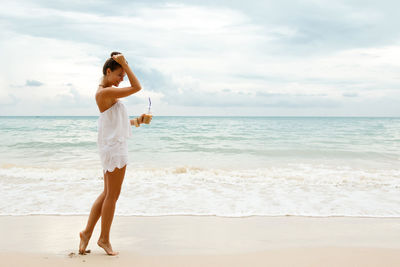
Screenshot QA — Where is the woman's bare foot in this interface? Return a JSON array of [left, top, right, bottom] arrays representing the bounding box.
[[97, 238, 119, 256], [79, 231, 91, 255]]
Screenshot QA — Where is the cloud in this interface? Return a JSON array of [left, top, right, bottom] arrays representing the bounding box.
[[0, 0, 400, 116], [52, 85, 92, 107], [159, 87, 340, 108], [0, 93, 19, 106], [342, 92, 359, 98], [25, 80, 44, 86]]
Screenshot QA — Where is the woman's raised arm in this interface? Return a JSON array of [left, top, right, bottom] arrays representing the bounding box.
[[100, 54, 142, 99]]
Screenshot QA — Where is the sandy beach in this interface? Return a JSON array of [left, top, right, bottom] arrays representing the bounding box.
[[1, 215, 399, 266]]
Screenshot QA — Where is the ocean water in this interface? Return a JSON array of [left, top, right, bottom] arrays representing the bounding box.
[[0, 116, 399, 217]]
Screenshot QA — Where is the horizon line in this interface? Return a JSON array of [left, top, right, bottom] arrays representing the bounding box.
[[1, 115, 400, 118]]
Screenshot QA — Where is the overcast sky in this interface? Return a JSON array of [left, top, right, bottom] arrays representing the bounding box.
[[1, 0, 399, 116]]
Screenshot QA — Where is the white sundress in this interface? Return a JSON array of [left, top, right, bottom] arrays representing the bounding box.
[[97, 100, 132, 174]]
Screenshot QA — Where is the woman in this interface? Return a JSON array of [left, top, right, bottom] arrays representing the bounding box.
[[78, 52, 150, 256]]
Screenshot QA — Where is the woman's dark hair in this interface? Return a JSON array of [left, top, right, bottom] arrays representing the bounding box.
[[102, 51, 126, 75]]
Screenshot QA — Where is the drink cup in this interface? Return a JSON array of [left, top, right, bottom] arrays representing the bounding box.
[[143, 112, 152, 124]]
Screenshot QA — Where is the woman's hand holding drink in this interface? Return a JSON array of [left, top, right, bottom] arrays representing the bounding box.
[[133, 97, 152, 127]]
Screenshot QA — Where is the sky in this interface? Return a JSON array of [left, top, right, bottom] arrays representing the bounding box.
[[0, 0, 399, 116]]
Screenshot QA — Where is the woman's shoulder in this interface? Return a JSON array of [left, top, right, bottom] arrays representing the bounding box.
[[96, 89, 119, 113], [96, 85, 111, 102], [95, 87, 103, 104]]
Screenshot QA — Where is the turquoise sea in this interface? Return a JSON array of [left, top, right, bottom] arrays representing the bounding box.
[[0, 116, 399, 217]]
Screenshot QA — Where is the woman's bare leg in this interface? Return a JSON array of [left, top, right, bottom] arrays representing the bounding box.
[[79, 172, 108, 254], [97, 165, 126, 256]]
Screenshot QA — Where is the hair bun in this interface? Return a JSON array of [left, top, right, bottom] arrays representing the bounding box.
[[110, 51, 121, 58]]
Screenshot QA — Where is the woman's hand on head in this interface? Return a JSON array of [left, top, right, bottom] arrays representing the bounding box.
[[112, 54, 128, 65]]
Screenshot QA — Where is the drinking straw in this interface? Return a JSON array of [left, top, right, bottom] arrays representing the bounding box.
[[148, 97, 151, 114]]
